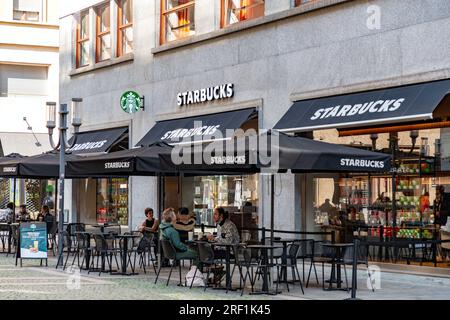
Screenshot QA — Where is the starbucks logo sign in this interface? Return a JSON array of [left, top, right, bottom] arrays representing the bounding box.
[[120, 91, 142, 114]]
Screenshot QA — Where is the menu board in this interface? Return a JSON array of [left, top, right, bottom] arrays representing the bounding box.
[[19, 222, 47, 259]]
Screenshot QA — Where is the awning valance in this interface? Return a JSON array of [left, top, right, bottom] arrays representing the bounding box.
[[275, 79, 450, 133], [136, 108, 257, 147]]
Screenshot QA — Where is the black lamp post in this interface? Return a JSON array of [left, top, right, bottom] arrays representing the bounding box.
[[46, 99, 82, 268]]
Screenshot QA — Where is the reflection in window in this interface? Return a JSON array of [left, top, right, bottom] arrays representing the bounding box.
[[96, 3, 111, 62], [13, 0, 42, 22], [160, 0, 195, 44], [76, 11, 90, 68], [184, 175, 258, 226], [96, 178, 129, 225], [118, 0, 133, 56], [221, 0, 265, 27]]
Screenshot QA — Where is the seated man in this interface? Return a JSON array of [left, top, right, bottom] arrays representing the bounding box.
[[208, 207, 240, 259], [159, 208, 198, 266], [17, 204, 30, 222]]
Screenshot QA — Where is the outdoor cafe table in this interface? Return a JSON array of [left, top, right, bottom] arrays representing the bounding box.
[[246, 244, 283, 295], [112, 234, 141, 276], [74, 231, 120, 272], [320, 243, 354, 291]]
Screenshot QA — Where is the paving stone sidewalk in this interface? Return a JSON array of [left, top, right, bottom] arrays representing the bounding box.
[[0, 255, 448, 300]]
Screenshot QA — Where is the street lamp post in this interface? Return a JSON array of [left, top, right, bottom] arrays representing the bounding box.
[[46, 99, 82, 268]]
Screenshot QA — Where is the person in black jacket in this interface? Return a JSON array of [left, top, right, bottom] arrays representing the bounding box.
[[434, 185, 449, 226]]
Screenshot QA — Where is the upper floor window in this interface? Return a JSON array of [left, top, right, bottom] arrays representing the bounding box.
[[295, 0, 316, 6], [96, 3, 112, 62], [221, 0, 264, 27], [13, 0, 43, 22], [160, 0, 195, 44], [76, 11, 90, 68], [117, 0, 133, 56]]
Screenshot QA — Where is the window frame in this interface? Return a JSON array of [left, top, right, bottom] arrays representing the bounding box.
[[13, 0, 43, 22], [160, 0, 196, 45], [295, 0, 316, 7], [117, 0, 133, 57], [76, 10, 90, 69], [95, 2, 112, 63], [220, 0, 265, 28]]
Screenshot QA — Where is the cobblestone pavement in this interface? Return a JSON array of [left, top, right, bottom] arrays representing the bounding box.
[[0, 254, 449, 300]]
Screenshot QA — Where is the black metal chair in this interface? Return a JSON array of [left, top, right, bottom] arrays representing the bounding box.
[[89, 234, 119, 276], [70, 232, 92, 269], [276, 243, 304, 294], [306, 240, 336, 289], [67, 223, 86, 246], [47, 223, 58, 256], [141, 233, 159, 273], [154, 239, 192, 286], [234, 246, 261, 296], [6, 224, 19, 257], [0, 224, 10, 252], [134, 236, 157, 274], [55, 230, 76, 270], [190, 242, 224, 291], [294, 239, 317, 283], [337, 241, 375, 292], [259, 238, 283, 283]]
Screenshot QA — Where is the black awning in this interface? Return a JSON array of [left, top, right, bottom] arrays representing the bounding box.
[[275, 79, 450, 133], [136, 108, 257, 147], [160, 131, 391, 174], [270, 132, 392, 173], [68, 127, 128, 154], [66, 143, 174, 177], [0, 152, 76, 178], [0, 128, 128, 178]]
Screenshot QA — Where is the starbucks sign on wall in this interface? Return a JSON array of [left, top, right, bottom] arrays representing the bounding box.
[[120, 91, 143, 114], [177, 83, 234, 107]]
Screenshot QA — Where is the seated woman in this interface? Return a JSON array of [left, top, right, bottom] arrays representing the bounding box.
[[173, 207, 195, 243], [138, 207, 159, 252], [138, 207, 159, 236], [159, 208, 198, 266]]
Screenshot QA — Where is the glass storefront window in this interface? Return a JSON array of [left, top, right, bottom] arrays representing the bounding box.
[[96, 178, 128, 225], [163, 174, 259, 242], [182, 174, 258, 225], [309, 127, 448, 246]]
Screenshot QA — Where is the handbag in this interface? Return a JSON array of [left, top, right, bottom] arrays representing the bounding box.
[[185, 265, 205, 287]]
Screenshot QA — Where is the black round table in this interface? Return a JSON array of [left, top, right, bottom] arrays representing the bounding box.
[[112, 234, 141, 275], [246, 244, 283, 295]]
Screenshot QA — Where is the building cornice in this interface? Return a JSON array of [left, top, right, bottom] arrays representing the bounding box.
[[0, 20, 59, 29], [0, 61, 51, 67], [69, 53, 134, 77], [0, 43, 59, 50]]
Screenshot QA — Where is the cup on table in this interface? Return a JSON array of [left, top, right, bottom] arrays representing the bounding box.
[[188, 231, 194, 241]]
